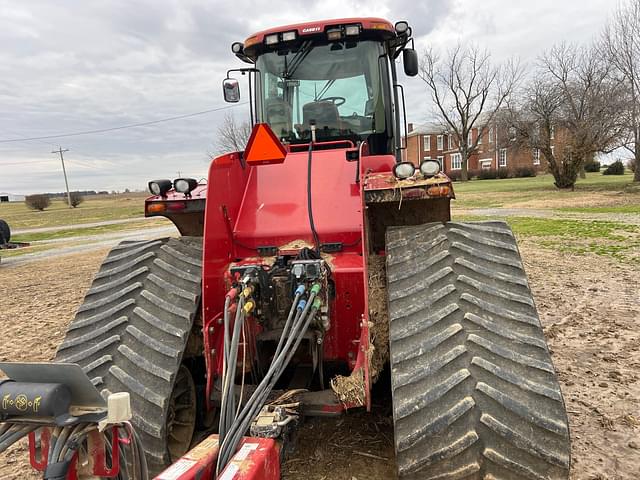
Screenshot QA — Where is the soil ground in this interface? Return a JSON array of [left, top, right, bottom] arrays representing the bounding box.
[[1, 242, 638, 479]]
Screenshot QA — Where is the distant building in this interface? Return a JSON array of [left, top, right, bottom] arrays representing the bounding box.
[[0, 192, 25, 202], [404, 119, 555, 174]]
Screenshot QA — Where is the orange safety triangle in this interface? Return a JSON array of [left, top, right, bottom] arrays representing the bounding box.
[[244, 123, 287, 165]]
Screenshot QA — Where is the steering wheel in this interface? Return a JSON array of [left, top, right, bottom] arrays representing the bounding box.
[[320, 96, 346, 106]]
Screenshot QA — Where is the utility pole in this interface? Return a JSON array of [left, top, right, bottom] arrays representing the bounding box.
[[52, 147, 72, 208]]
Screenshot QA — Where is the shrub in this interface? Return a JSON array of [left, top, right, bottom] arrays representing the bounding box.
[[447, 170, 462, 181], [25, 194, 51, 211], [584, 160, 601, 172], [603, 160, 625, 175], [497, 167, 510, 179], [478, 169, 499, 180], [467, 169, 481, 179], [63, 192, 84, 208], [513, 166, 537, 178], [627, 159, 636, 173]]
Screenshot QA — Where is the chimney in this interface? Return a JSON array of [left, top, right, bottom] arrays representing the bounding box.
[[408, 122, 414, 133]]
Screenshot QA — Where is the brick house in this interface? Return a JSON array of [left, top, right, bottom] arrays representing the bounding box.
[[404, 120, 555, 175]]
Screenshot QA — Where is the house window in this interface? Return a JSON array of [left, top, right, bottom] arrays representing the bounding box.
[[489, 127, 494, 143], [533, 148, 540, 165], [499, 148, 507, 167], [477, 129, 482, 145], [467, 132, 473, 147], [451, 153, 462, 170], [550, 124, 555, 140], [437, 135, 443, 150], [509, 126, 516, 141], [437, 155, 444, 168], [423, 135, 430, 151], [448, 135, 453, 150]]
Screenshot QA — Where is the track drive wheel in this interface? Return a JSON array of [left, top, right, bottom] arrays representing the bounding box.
[[386, 221, 570, 479], [54, 237, 202, 475]]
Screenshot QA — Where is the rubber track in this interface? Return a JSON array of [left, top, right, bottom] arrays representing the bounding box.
[[386, 222, 570, 480], [54, 237, 202, 475]]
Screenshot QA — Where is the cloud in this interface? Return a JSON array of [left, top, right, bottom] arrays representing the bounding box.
[[0, 0, 615, 194]]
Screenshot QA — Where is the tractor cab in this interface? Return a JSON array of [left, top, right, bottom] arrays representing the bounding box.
[[224, 18, 418, 159]]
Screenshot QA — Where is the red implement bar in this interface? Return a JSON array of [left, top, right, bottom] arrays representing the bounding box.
[[154, 435, 280, 480]]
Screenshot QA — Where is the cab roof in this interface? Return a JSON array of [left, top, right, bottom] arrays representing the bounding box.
[[243, 17, 396, 54]]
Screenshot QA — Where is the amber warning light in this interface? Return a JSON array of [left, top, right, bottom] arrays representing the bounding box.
[[244, 123, 287, 165]]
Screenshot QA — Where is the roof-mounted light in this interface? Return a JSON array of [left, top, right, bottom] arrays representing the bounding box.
[[265, 33, 279, 45], [395, 21, 410, 35], [345, 24, 360, 36], [281, 30, 297, 42], [326, 28, 342, 41], [231, 42, 244, 54]]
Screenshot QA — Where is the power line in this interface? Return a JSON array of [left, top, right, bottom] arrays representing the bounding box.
[[0, 102, 248, 144]]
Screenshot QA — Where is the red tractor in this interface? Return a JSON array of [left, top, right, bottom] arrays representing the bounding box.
[[0, 17, 570, 480]]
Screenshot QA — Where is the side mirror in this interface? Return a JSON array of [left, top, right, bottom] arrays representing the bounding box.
[[223, 78, 240, 103], [403, 49, 419, 77]]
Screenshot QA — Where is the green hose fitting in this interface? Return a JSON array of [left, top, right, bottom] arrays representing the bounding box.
[[312, 298, 322, 310], [310, 283, 322, 295]]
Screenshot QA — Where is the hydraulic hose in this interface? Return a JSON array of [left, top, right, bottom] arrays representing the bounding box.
[[307, 139, 321, 254], [218, 298, 322, 471], [217, 288, 322, 472]]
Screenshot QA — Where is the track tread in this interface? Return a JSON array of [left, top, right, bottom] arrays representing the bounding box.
[[54, 236, 202, 474], [387, 221, 570, 480]]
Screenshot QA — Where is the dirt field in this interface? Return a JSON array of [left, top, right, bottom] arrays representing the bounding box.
[[1, 242, 639, 479]]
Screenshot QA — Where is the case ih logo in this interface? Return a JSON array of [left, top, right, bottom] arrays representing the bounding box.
[[302, 26, 321, 33]]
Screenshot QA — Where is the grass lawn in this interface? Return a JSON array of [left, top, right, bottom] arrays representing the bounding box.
[[0, 193, 147, 230], [451, 172, 640, 210]]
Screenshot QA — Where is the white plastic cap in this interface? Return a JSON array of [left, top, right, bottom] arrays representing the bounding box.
[[98, 392, 132, 431]]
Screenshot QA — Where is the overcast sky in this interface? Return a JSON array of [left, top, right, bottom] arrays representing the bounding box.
[[0, 0, 615, 194]]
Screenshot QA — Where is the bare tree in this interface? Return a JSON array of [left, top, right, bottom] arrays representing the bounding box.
[[420, 44, 521, 180], [211, 112, 252, 157], [507, 43, 624, 189], [602, 0, 640, 182]]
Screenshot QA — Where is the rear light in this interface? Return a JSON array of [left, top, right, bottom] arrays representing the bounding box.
[[147, 203, 166, 213], [326, 28, 342, 41], [427, 185, 451, 197], [345, 24, 360, 36], [167, 202, 187, 211], [281, 31, 296, 42], [265, 34, 278, 45], [393, 162, 416, 179]]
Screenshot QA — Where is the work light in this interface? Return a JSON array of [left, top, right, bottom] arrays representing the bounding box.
[[393, 162, 416, 179], [148, 179, 172, 197], [173, 178, 198, 195], [345, 24, 360, 36], [327, 28, 342, 41], [265, 34, 278, 45], [231, 42, 244, 54], [395, 21, 409, 34], [420, 159, 441, 177], [281, 31, 297, 42]]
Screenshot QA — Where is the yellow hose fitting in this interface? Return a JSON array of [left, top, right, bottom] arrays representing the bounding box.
[[243, 300, 255, 314], [241, 286, 254, 298]]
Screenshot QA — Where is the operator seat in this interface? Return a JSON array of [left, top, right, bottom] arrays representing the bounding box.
[[265, 98, 293, 139], [303, 100, 341, 139]]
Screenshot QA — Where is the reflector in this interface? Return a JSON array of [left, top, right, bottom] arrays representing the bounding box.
[[244, 123, 287, 165]]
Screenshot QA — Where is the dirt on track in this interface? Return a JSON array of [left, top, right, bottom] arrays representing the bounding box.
[[1, 244, 639, 479]]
